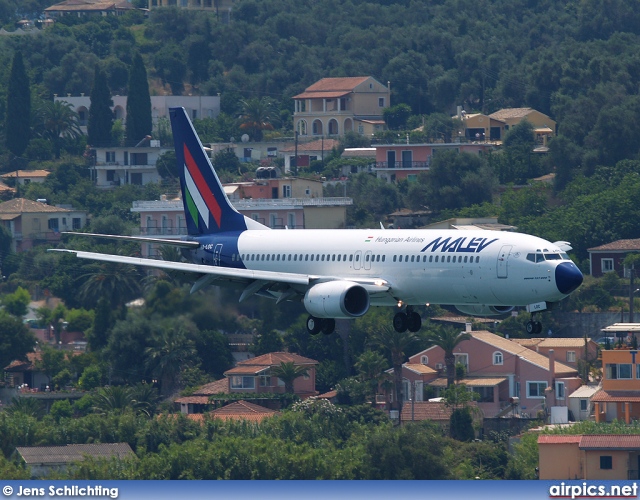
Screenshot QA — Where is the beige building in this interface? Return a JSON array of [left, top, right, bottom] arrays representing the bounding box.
[[539, 434, 640, 480], [0, 198, 88, 252], [293, 77, 389, 138]]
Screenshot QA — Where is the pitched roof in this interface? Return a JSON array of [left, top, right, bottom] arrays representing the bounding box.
[[579, 435, 640, 450], [304, 77, 371, 92], [588, 239, 640, 252], [511, 338, 594, 348], [428, 377, 507, 387], [488, 108, 535, 120], [538, 435, 582, 444], [209, 400, 280, 422], [400, 401, 479, 422], [0, 198, 71, 214], [45, 0, 134, 12], [174, 396, 210, 404], [400, 401, 453, 422], [236, 352, 318, 366], [591, 389, 640, 403], [17, 443, 134, 465], [470, 331, 577, 376], [404, 363, 437, 375], [1, 170, 50, 179], [193, 378, 228, 395]]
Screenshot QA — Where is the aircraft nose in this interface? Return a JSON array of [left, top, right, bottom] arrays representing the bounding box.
[[555, 262, 583, 295]]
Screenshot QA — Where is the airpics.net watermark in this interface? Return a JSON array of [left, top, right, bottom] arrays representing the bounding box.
[[2, 485, 118, 498], [549, 482, 638, 499]]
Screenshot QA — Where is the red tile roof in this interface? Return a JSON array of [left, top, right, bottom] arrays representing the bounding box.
[[194, 378, 229, 395], [400, 401, 454, 422], [579, 435, 640, 450], [538, 435, 582, 444], [588, 239, 640, 252], [304, 77, 371, 92], [591, 390, 640, 403], [209, 400, 280, 422], [174, 396, 210, 405], [236, 352, 318, 366], [280, 139, 340, 153]]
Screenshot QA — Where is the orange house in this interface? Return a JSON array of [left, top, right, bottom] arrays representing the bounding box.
[[592, 349, 640, 423]]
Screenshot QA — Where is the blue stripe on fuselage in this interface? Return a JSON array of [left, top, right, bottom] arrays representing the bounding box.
[[188, 232, 246, 269]]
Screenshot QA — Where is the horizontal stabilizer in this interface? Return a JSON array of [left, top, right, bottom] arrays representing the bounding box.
[[61, 232, 200, 248]]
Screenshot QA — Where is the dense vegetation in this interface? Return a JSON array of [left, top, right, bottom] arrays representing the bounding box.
[[0, 0, 639, 479]]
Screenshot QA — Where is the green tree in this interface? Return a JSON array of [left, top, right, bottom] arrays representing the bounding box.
[[36, 100, 82, 159], [383, 103, 412, 130], [5, 51, 30, 157], [271, 361, 309, 394], [354, 350, 389, 404], [125, 53, 152, 146], [2, 286, 30, 317], [0, 311, 36, 371], [371, 326, 420, 413], [88, 65, 114, 147], [34, 346, 68, 386], [144, 328, 197, 395], [238, 97, 275, 141], [425, 327, 471, 387]]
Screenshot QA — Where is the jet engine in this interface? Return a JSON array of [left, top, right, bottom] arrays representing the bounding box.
[[455, 305, 515, 316], [303, 281, 370, 319]]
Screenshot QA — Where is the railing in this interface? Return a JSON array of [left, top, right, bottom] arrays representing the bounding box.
[[374, 161, 430, 169]]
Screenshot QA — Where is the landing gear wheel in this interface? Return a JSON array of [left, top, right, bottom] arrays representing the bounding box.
[[307, 315, 321, 335], [407, 311, 422, 332], [321, 318, 336, 335], [526, 321, 535, 335], [393, 312, 408, 333]]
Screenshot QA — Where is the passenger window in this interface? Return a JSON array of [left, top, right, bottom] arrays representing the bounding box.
[[435, 256, 439, 262], [337, 255, 341, 261], [356, 255, 360, 261], [429, 256, 433, 262], [393, 255, 397, 262], [458, 256, 462, 263], [349, 255, 353, 261], [464, 256, 468, 263], [476, 256, 479, 263], [411, 255, 415, 262], [447, 256, 451, 263], [382, 255, 386, 262]]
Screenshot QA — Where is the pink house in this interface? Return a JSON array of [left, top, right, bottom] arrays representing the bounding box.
[[223, 352, 318, 399], [404, 331, 581, 417], [511, 337, 598, 371], [374, 143, 495, 183]]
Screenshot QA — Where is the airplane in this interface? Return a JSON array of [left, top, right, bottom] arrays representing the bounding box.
[[52, 107, 584, 336]]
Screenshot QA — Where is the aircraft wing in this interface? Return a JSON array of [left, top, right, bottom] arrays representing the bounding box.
[[50, 249, 390, 298]]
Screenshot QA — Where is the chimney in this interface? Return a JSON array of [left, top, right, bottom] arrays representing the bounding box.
[[548, 349, 555, 387]]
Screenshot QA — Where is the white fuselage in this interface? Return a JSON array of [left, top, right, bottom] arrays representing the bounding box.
[[201, 228, 574, 308]]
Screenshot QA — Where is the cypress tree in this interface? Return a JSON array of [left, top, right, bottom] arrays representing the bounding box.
[[88, 66, 113, 147], [125, 53, 152, 146], [5, 51, 31, 157]]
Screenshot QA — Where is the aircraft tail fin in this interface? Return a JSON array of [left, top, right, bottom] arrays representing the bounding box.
[[169, 107, 268, 235]]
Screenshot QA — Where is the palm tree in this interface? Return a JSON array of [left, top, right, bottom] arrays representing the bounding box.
[[354, 350, 389, 403], [371, 325, 420, 413], [77, 261, 142, 309], [144, 329, 196, 396], [237, 97, 276, 141], [35, 100, 82, 159], [91, 386, 134, 415], [425, 326, 472, 387], [271, 361, 308, 394], [6, 397, 44, 419]]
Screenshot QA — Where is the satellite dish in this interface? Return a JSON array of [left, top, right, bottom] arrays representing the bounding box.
[[241, 134, 250, 143]]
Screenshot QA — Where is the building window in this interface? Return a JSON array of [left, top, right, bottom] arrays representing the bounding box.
[[555, 381, 565, 399], [259, 375, 271, 387], [606, 363, 633, 379], [283, 185, 291, 198], [601, 258, 614, 273], [72, 218, 81, 230], [106, 170, 115, 181], [131, 173, 143, 185], [378, 97, 385, 107], [566, 351, 576, 363], [454, 353, 468, 370], [106, 151, 116, 163], [48, 218, 59, 231], [580, 399, 588, 412], [527, 381, 547, 398], [230, 376, 255, 390], [493, 352, 503, 365], [600, 456, 612, 470], [420, 355, 428, 365]]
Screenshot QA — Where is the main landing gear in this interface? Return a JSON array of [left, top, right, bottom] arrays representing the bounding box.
[[393, 306, 422, 333], [306, 316, 336, 335], [526, 313, 542, 335]]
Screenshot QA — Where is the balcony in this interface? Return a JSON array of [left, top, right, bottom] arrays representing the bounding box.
[[374, 161, 430, 170]]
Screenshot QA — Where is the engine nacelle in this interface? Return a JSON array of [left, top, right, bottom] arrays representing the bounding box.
[[455, 305, 515, 316], [304, 281, 370, 319]]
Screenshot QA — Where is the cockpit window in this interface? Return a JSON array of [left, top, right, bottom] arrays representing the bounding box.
[[561, 252, 570, 260], [544, 253, 562, 260], [526, 253, 535, 262], [527, 252, 548, 263]]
